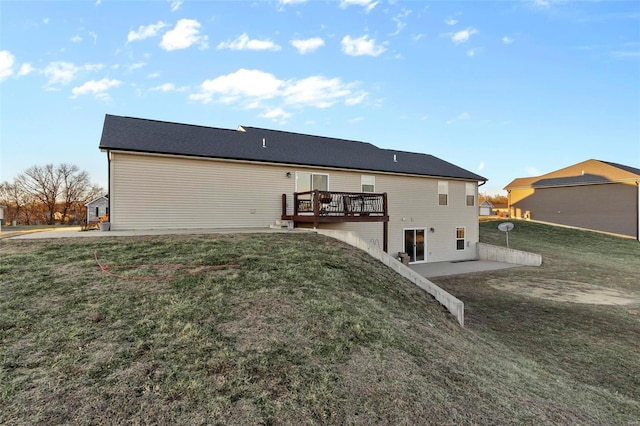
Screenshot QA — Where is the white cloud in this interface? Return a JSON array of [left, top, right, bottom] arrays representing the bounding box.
[[160, 19, 208, 51], [197, 69, 282, 104], [189, 68, 367, 119], [151, 83, 175, 92], [290, 37, 325, 54], [341, 35, 386, 56], [71, 78, 121, 100], [17, 63, 34, 77], [261, 108, 292, 122], [0, 50, 15, 80], [478, 161, 485, 171], [128, 62, 146, 70], [43, 61, 103, 85], [43, 61, 79, 85], [169, 1, 182, 11], [127, 21, 168, 43], [445, 18, 458, 26], [89, 31, 98, 44], [148, 72, 160, 78], [279, 0, 306, 4], [345, 91, 367, 105], [502, 36, 514, 44], [218, 33, 280, 51], [84, 63, 104, 72], [451, 27, 478, 44], [283, 76, 363, 108], [71, 35, 83, 43], [43, 18, 49, 24], [390, 9, 411, 36], [340, 0, 379, 12]]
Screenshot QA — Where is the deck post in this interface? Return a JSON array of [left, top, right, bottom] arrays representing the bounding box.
[[281, 194, 287, 219], [313, 191, 320, 229], [383, 193, 388, 252], [383, 221, 388, 253]]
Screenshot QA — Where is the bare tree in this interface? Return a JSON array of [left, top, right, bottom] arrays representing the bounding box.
[[0, 181, 34, 224], [4, 163, 104, 225], [59, 164, 91, 224], [16, 164, 62, 224]]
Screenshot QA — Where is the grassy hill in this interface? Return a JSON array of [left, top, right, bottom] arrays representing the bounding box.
[[1, 226, 639, 424]]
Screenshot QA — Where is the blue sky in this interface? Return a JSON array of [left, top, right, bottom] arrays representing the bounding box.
[[1, 0, 638, 196]]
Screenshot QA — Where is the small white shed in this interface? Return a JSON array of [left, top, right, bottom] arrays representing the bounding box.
[[86, 195, 109, 223]]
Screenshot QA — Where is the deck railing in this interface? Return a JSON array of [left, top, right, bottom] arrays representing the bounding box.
[[293, 190, 387, 217]]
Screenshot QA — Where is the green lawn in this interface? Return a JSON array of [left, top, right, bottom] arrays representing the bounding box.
[[1, 226, 639, 424]]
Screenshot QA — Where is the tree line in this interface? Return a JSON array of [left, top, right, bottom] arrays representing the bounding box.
[[0, 163, 103, 226]]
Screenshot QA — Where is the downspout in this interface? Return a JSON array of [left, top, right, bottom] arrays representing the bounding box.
[[107, 150, 111, 225]]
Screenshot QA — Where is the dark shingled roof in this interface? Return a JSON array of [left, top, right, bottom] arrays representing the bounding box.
[[99, 115, 487, 181], [601, 161, 640, 176]]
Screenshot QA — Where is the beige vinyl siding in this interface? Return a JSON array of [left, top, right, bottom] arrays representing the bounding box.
[[110, 152, 480, 261], [378, 175, 478, 262], [111, 153, 295, 230]]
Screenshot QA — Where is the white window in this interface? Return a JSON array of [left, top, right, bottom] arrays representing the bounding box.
[[456, 227, 466, 250], [438, 181, 448, 206], [466, 183, 475, 207], [296, 172, 329, 193], [361, 175, 375, 193]]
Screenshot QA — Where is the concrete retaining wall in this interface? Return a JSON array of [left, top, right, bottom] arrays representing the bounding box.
[[316, 229, 465, 327], [477, 243, 542, 266]]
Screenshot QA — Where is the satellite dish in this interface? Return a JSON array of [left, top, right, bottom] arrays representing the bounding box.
[[497, 222, 514, 232], [497, 222, 514, 248]]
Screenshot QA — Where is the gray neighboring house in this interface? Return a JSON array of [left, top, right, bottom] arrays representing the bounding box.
[[86, 195, 109, 223], [99, 114, 488, 263], [505, 159, 640, 240]]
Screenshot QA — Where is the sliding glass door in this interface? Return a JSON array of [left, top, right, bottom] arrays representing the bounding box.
[[404, 228, 426, 263]]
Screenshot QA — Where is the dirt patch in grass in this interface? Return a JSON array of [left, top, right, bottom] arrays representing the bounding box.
[[489, 278, 640, 305]]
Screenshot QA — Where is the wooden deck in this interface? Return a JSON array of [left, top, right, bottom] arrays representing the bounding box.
[[281, 190, 389, 251]]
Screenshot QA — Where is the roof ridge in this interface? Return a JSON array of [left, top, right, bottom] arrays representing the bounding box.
[[106, 114, 237, 133], [238, 125, 377, 147]]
